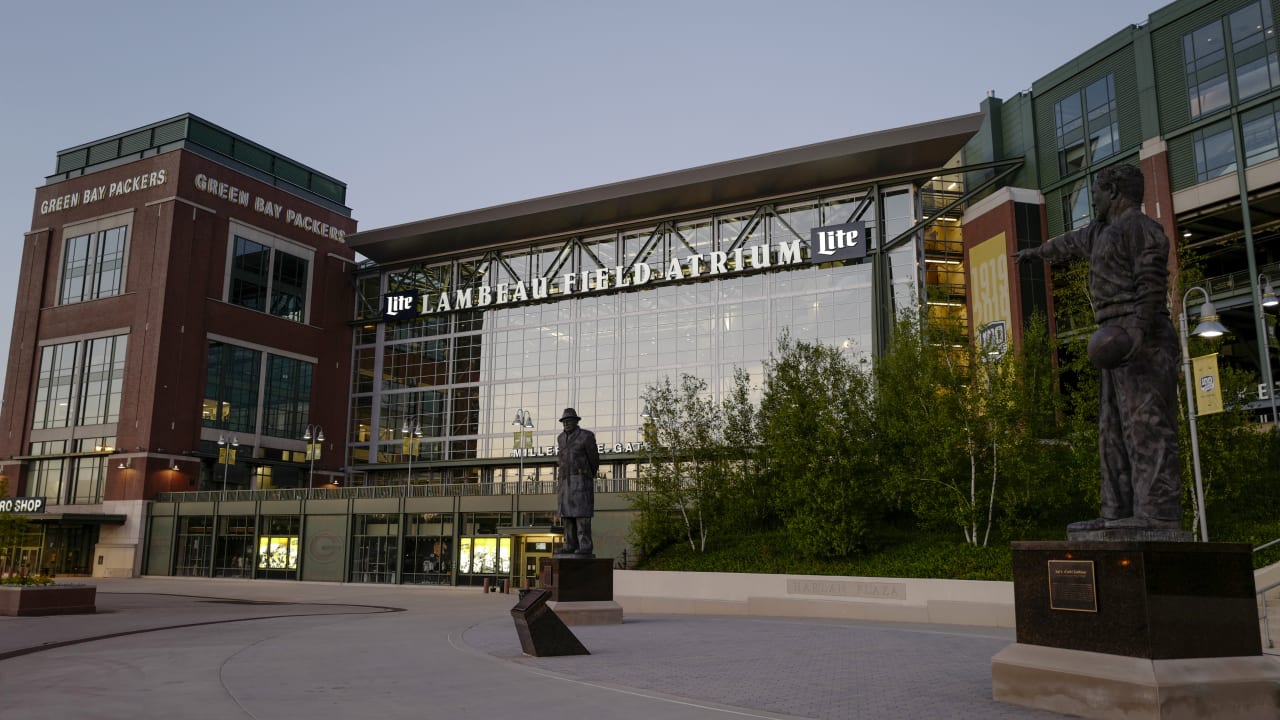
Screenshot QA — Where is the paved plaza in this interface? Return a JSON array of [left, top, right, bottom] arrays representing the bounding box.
[[0, 577, 1072, 719]]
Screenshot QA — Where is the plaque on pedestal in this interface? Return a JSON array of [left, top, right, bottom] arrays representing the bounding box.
[[1009, 541, 1258, 659], [509, 588, 589, 657]]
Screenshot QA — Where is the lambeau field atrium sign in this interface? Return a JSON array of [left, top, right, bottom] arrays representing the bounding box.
[[381, 223, 864, 321]]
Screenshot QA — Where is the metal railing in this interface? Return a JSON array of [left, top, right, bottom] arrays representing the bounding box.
[[1254, 537, 1280, 650], [1201, 261, 1280, 307], [1259, 577, 1280, 650], [156, 477, 635, 503]]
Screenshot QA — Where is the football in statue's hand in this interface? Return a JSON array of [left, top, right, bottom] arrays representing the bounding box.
[[1087, 325, 1134, 370]]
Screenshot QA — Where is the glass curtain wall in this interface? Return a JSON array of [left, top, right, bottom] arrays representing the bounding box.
[[350, 183, 953, 480]]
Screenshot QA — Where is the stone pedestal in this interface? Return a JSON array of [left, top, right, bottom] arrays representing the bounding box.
[[539, 556, 623, 625], [992, 643, 1280, 720], [992, 541, 1280, 719]]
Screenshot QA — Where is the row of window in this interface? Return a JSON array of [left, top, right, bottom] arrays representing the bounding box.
[[203, 340, 315, 439], [33, 335, 128, 430], [26, 437, 116, 505], [55, 216, 313, 327], [170, 511, 527, 584], [1051, 0, 1280, 226], [1185, 0, 1279, 120]]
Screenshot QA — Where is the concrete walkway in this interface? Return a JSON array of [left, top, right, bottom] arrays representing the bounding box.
[[0, 577, 1066, 719]]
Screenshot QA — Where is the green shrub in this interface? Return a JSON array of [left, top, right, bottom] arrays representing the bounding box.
[[0, 574, 55, 587]]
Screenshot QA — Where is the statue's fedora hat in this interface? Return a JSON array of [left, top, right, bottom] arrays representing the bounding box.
[[559, 408, 581, 422]]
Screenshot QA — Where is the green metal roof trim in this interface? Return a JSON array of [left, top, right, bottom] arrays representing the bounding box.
[[1149, 0, 1231, 28], [1032, 25, 1141, 96], [349, 112, 986, 265], [47, 114, 350, 215]]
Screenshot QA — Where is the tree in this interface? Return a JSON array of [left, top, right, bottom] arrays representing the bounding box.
[[633, 374, 727, 553], [0, 478, 33, 576], [720, 367, 768, 530], [876, 314, 1077, 545], [757, 335, 885, 557]]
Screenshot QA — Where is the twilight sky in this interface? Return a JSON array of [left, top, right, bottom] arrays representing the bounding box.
[[0, 0, 1160, 397]]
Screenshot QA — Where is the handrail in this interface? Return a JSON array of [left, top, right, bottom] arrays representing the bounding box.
[[1255, 537, 1280, 554], [1258, 577, 1280, 650], [157, 477, 634, 503]]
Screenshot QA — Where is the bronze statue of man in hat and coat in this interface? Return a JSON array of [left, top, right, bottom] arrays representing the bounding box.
[[555, 408, 600, 556]]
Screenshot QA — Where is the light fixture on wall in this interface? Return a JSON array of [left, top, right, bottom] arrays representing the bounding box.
[[303, 424, 325, 497], [1258, 274, 1279, 426], [171, 459, 180, 471], [218, 434, 239, 495], [116, 457, 131, 470], [402, 419, 422, 484]]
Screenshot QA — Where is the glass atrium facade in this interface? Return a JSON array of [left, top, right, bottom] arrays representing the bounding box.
[[349, 177, 968, 486]]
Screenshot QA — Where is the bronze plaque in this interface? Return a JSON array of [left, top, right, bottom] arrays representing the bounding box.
[[1047, 559, 1097, 613]]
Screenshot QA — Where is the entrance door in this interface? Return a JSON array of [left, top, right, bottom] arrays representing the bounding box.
[[518, 536, 558, 589]]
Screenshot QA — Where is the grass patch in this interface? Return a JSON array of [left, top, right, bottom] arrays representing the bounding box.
[[638, 519, 1280, 578]]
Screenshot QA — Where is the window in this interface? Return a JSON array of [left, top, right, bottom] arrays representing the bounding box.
[[1184, 1, 1279, 119], [68, 454, 107, 504], [203, 339, 315, 439], [1193, 120, 1238, 181], [33, 334, 128, 431], [78, 335, 128, 425], [261, 355, 313, 439], [27, 441, 66, 504], [59, 222, 128, 305], [1186, 19, 1230, 118], [1243, 100, 1280, 165], [225, 224, 312, 323], [1055, 75, 1119, 176], [1231, 2, 1279, 101], [1061, 179, 1092, 231], [204, 341, 261, 433], [33, 343, 77, 430]]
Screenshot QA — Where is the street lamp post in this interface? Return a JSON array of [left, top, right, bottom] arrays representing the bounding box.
[[402, 419, 422, 483], [217, 434, 239, 495], [511, 409, 533, 524], [1179, 286, 1228, 542], [1257, 274, 1279, 425], [303, 424, 324, 498]]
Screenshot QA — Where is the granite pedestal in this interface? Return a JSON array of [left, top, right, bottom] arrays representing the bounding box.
[[992, 541, 1280, 719], [539, 556, 623, 625]]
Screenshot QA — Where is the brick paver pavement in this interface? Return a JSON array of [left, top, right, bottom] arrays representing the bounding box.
[[0, 578, 1067, 719]]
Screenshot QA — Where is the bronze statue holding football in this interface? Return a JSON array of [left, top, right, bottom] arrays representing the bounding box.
[[1014, 164, 1182, 532]]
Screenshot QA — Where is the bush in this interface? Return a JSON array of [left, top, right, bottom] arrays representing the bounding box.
[[637, 529, 1015, 581], [0, 573, 55, 587]]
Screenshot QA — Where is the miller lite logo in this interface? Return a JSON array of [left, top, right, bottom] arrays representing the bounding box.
[[809, 221, 866, 264], [383, 293, 420, 319]]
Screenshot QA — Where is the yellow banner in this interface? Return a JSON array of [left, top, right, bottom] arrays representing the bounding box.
[[218, 448, 237, 465], [306, 443, 322, 461], [1192, 353, 1224, 416], [968, 232, 1012, 355]]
